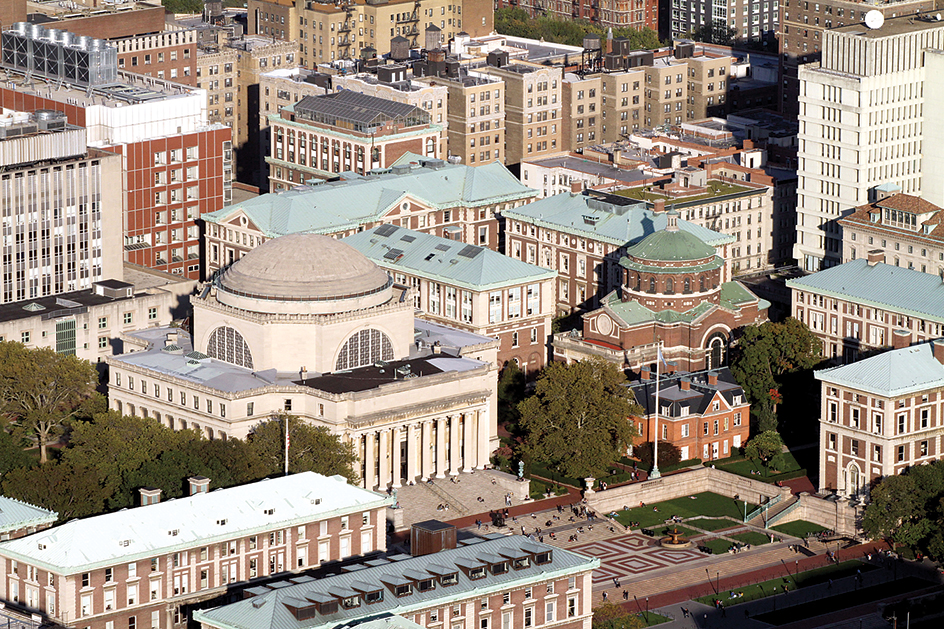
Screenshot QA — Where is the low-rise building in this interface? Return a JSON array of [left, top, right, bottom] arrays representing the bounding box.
[[0, 496, 56, 541], [816, 340, 944, 499], [787, 251, 944, 363], [343, 226, 557, 373], [839, 190, 944, 276], [193, 531, 597, 629], [267, 91, 442, 188], [628, 367, 750, 462], [0, 473, 391, 629], [202, 155, 537, 277], [115, 30, 198, 86]]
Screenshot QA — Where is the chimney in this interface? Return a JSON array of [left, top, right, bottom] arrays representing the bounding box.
[[606, 27, 613, 54], [139, 487, 162, 506], [653, 199, 666, 213], [934, 340, 944, 365], [300, 366, 308, 380], [640, 367, 651, 380], [571, 180, 583, 194], [742, 139, 754, 149], [680, 378, 690, 390], [188, 476, 210, 496], [892, 329, 911, 350], [867, 249, 885, 266], [707, 371, 718, 385]]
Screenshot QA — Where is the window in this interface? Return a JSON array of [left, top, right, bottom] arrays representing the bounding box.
[[98, 316, 108, 329], [920, 440, 929, 457], [21, 331, 30, 344], [335, 329, 394, 370], [148, 307, 157, 321], [124, 312, 133, 325], [206, 326, 254, 369]]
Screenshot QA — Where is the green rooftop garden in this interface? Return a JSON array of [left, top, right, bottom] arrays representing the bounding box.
[[612, 181, 752, 205]]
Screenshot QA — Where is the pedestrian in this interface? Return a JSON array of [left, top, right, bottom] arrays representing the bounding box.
[[828, 579, 833, 589], [602, 591, 608, 602], [721, 605, 726, 618], [622, 590, 628, 601]]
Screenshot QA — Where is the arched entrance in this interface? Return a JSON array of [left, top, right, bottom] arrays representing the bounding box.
[[844, 462, 863, 499], [704, 332, 728, 370]]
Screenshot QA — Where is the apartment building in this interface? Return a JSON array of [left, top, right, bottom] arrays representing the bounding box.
[[502, 193, 733, 313], [794, 12, 944, 271], [247, 0, 493, 68], [114, 30, 198, 86], [778, 0, 932, 118], [629, 367, 751, 461], [0, 496, 56, 542], [686, 51, 734, 120], [0, 24, 232, 281], [196, 46, 239, 128], [787, 251, 944, 362], [0, 473, 392, 629], [839, 190, 944, 276], [343, 226, 557, 372], [816, 340, 944, 499], [193, 531, 597, 629], [496, 0, 657, 31], [664, 0, 778, 42], [267, 91, 442, 188], [21, 1, 166, 41]]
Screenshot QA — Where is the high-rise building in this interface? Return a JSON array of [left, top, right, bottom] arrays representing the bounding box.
[[661, 0, 778, 42], [495, 0, 658, 33], [794, 12, 944, 271]]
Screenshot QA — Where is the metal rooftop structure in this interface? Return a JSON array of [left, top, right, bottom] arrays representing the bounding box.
[[293, 90, 430, 133], [1, 22, 117, 87]]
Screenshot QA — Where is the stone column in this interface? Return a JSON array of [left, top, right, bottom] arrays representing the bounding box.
[[378, 428, 390, 489], [391, 426, 402, 488], [463, 412, 476, 472], [477, 408, 491, 469], [363, 432, 376, 490], [435, 417, 447, 478], [407, 423, 418, 483], [449, 415, 461, 476], [421, 421, 433, 481]]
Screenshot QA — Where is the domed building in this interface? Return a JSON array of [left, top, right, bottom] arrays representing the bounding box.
[[554, 211, 768, 371], [107, 234, 499, 490]]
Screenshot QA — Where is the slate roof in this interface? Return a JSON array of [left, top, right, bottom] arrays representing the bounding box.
[[840, 193, 944, 242], [192, 535, 597, 629], [202, 159, 536, 238], [628, 367, 746, 417], [342, 226, 556, 291], [0, 496, 57, 535], [785, 259, 944, 323], [0, 473, 391, 574], [815, 341, 944, 397], [502, 192, 733, 248], [294, 91, 425, 127]]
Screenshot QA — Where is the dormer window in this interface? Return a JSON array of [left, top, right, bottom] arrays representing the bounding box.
[[395, 584, 413, 597], [490, 561, 508, 575], [341, 595, 361, 609], [418, 578, 435, 592], [512, 556, 530, 570], [364, 589, 383, 604], [535, 551, 552, 565], [440, 572, 459, 586], [469, 566, 487, 580], [319, 600, 339, 615], [283, 598, 318, 621]]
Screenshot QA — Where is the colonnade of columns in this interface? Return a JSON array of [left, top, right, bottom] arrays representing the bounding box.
[[356, 409, 492, 490]]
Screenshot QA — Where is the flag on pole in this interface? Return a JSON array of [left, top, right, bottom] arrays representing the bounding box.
[[657, 344, 669, 369]]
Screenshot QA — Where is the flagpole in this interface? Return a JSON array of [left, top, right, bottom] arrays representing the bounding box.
[[651, 341, 662, 479], [284, 414, 290, 476]]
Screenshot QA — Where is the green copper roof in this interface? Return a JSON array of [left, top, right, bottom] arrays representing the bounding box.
[[625, 228, 718, 262], [502, 192, 733, 248], [599, 280, 764, 328], [342, 226, 556, 291], [620, 257, 723, 274], [202, 158, 536, 238], [785, 259, 944, 324], [816, 341, 944, 397]]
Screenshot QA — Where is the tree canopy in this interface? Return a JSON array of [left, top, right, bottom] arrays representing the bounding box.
[[518, 358, 640, 479], [688, 20, 739, 46], [743, 430, 784, 471], [0, 341, 99, 463], [248, 414, 359, 483], [729, 318, 823, 433], [495, 8, 662, 50], [862, 460, 944, 560]]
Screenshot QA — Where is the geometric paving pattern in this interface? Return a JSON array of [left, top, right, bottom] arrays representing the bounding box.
[[571, 534, 704, 585]]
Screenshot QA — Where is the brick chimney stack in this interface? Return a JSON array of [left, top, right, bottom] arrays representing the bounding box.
[[139, 487, 161, 506], [680, 378, 691, 390], [892, 329, 911, 350], [867, 249, 885, 266], [571, 181, 583, 194], [707, 372, 718, 385], [653, 199, 666, 213], [934, 340, 944, 365], [188, 476, 210, 496], [641, 367, 651, 380]]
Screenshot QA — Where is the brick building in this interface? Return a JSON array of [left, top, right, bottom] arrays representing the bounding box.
[[22, 2, 167, 41], [114, 30, 198, 86], [0, 473, 391, 629], [628, 367, 750, 461], [816, 340, 944, 499], [342, 226, 557, 373], [495, 0, 658, 32], [193, 531, 597, 629], [787, 251, 944, 363]]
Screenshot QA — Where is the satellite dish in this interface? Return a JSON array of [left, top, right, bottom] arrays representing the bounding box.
[[865, 10, 885, 29]]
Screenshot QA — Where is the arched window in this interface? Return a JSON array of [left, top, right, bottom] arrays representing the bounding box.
[[336, 329, 395, 371], [665, 278, 674, 294], [649, 277, 656, 293], [699, 276, 706, 292], [705, 333, 727, 370], [206, 326, 254, 369], [684, 278, 691, 293]]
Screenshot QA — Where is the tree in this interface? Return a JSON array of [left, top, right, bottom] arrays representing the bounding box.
[[729, 318, 823, 432], [518, 358, 640, 479], [634, 440, 682, 470], [248, 415, 359, 483], [0, 428, 32, 479], [497, 361, 527, 430], [689, 20, 738, 46], [743, 430, 784, 472], [592, 602, 646, 629], [863, 475, 930, 549], [495, 8, 662, 50], [2, 461, 111, 521], [0, 342, 99, 463]]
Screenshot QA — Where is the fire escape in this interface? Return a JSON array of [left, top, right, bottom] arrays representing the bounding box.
[[338, 3, 354, 58], [396, 0, 421, 48]]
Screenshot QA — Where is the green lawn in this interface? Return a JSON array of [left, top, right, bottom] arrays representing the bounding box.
[[731, 531, 771, 546], [693, 560, 874, 606], [689, 518, 741, 532], [770, 520, 828, 538], [701, 538, 734, 554], [613, 492, 757, 528], [529, 479, 568, 500], [715, 450, 803, 479], [612, 181, 750, 205]]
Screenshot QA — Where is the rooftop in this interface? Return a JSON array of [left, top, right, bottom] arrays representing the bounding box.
[[202, 156, 536, 237], [526, 154, 650, 185], [192, 535, 597, 629], [597, 281, 765, 328], [785, 259, 944, 324], [832, 10, 944, 38], [816, 341, 944, 397], [0, 473, 390, 573], [295, 355, 486, 394], [0, 496, 57, 535], [628, 367, 745, 416], [341, 225, 556, 292], [290, 91, 429, 133], [612, 180, 757, 205], [0, 282, 140, 325]]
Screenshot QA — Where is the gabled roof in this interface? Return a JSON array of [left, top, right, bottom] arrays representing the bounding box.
[[502, 192, 733, 248], [202, 159, 536, 238], [815, 341, 944, 397], [785, 259, 944, 323], [0, 473, 391, 574], [342, 226, 556, 291], [628, 367, 745, 417], [0, 496, 57, 535]]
